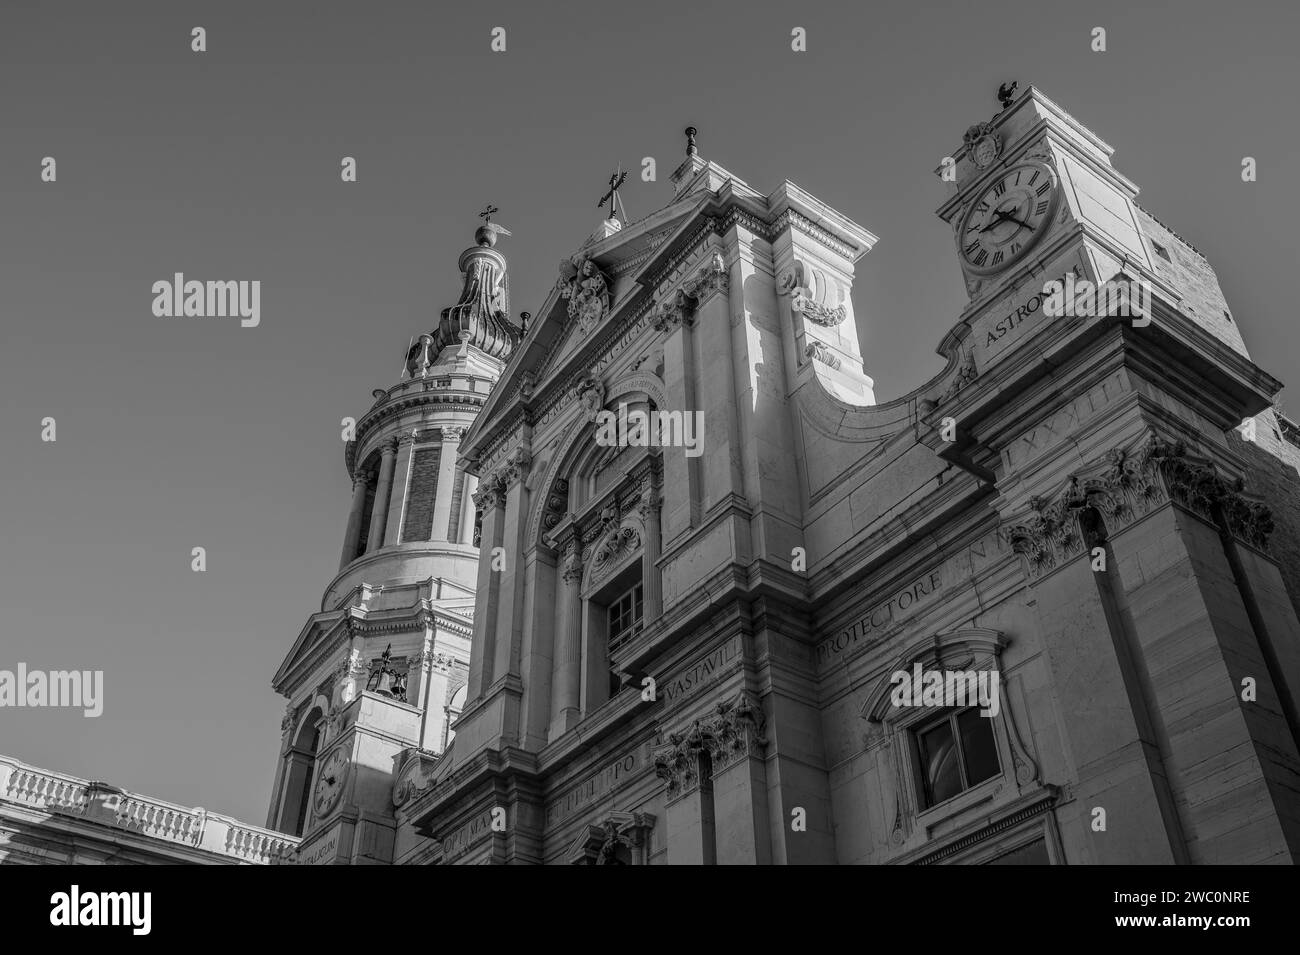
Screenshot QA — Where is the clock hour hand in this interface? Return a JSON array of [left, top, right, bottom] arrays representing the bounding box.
[[979, 209, 1014, 233]]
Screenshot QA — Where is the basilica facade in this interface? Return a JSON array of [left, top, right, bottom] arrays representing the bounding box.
[[268, 86, 1300, 865]]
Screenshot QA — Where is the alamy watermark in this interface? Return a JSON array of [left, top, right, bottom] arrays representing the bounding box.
[[50, 885, 150, 935], [594, 402, 703, 458], [151, 273, 260, 327], [1042, 272, 1151, 326], [0, 664, 103, 717], [889, 663, 1000, 718]]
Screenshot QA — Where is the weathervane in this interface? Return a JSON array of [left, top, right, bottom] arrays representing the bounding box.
[[598, 166, 628, 223], [997, 81, 1018, 110]]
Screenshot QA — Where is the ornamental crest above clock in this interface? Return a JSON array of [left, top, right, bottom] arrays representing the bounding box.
[[962, 122, 1001, 170]]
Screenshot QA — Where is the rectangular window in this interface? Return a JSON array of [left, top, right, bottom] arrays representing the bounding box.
[[606, 583, 644, 654], [914, 707, 1000, 808], [985, 837, 1050, 865]]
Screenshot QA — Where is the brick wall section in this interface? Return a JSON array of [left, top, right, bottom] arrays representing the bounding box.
[[400, 448, 441, 543], [1135, 205, 1249, 356]]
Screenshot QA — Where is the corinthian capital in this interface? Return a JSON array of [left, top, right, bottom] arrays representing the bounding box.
[[561, 537, 584, 583], [502, 447, 532, 486], [472, 472, 507, 510]]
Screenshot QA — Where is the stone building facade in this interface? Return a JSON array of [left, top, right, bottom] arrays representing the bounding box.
[[276, 86, 1300, 865], [0, 754, 293, 864]]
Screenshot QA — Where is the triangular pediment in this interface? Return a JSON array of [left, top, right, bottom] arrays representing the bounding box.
[[463, 194, 711, 448], [271, 611, 348, 691]]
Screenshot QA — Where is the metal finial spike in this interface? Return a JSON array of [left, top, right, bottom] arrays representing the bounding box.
[[685, 126, 698, 157]]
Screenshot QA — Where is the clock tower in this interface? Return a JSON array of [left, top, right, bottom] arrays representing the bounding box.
[[264, 221, 521, 865]]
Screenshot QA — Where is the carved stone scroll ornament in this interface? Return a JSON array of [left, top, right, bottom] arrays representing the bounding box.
[[778, 260, 848, 327], [804, 340, 842, 371], [1001, 435, 1275, 575], [653, 692, 767, 797], [564, 811, 656, 865]]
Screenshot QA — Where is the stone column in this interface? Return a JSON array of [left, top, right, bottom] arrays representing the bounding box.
[[492, 449, 532, 683], [1003, 492, 1186, 864], [467, 473, 506, 700], [458, 473, 480, 544], [655, 297, 699, 543], [420, 662, 452, 752], [338, 472, 371, 571], [638, 477, 663, 620], [579, 598, 609, 713], [654, 728, 716, 865], [691, 261, 742, 512], [383, 432, 417, 546], [708, 694, 772, 865], [431, 426, 463, 542], [366, 438, 399, 552], [549, 537, 584, 739]]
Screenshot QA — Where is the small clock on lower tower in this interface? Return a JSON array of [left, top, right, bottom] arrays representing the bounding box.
[[312, 745, 350, 819]]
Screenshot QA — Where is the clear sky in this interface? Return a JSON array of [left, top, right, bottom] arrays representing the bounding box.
[[2, 0, 1296, 825]]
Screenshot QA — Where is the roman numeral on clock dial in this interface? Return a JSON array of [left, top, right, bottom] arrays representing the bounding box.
[[993, 180, 1007, 198], [1036, 200, 1049, 216]]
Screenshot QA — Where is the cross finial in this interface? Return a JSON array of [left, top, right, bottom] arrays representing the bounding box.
[[685, 126, 698, 157], [479, 203, 499, 223], [597, 166, 629, 222]]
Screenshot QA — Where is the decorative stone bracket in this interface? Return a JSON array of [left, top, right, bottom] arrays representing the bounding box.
[[653, 691, 767, 798]]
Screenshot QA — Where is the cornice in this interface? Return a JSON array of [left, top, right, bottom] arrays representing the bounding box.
[[346, 390, 486, 476]]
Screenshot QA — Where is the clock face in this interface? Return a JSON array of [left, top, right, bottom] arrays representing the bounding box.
[[958, 162, 1057, 275], [312, 747, 349, 818]]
